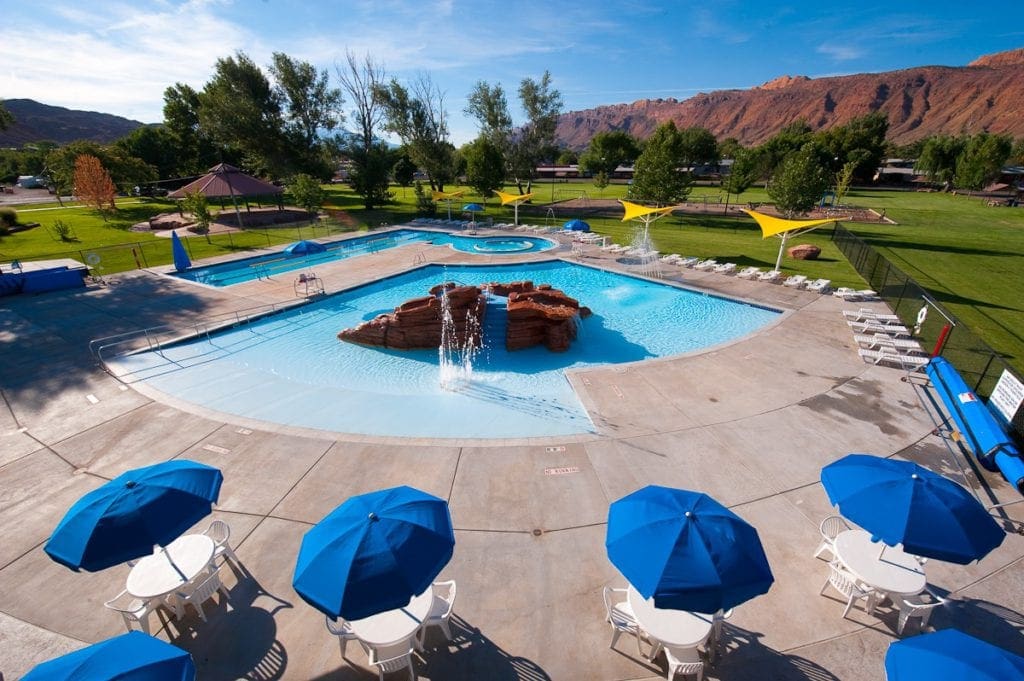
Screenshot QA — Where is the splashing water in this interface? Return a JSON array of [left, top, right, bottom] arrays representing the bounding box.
[[438, 284, 482, 391], [629, 225, 662, 279]]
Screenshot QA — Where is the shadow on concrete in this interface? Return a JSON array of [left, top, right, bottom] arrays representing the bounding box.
[[415, 613, 552, 681], [933, 596, 1024, 656], [713, 624, 842, 681]]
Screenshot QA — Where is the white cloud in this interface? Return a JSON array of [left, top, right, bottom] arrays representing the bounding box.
[[817, 43, 864, 61]]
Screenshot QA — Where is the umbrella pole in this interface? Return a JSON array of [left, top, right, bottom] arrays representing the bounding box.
[[775, 233, 788, 272]]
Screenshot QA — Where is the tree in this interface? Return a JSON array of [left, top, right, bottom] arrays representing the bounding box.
[[73, 154, 117, 219], [46, 141, 156, 199], [510, 71, 563, 193], [181, 190, 213, 243], [463, 136, 505, 201], [269, 52, 343, 178], [393, 153, 416, 193], [721, 148, 758, 213], [0, 101, 14, 131], [718, 137, 744, 160], [917, 135, 965, 186], [289, 173, 325, 219], [755, 120, 812, 178], [768, 144, 830, 216], [163, 82, 224, 176], [198, 51, 287, 176], [578, 130, 640, 177], [1010, 137, 1024, 166], [630, 121, 690, 204], [954, 133, 1012, 193], [465, 81, 512, 148], [833, 160, 857, 206], [374, 74, 458, 192], [336, 52, 389, 209], [115, 125, 179, 180], [676, 126, 719, 170], [556, 148, 578, 165], [816, 112, 889, 181]]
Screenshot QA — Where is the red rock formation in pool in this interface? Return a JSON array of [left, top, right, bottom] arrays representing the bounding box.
[[337, 280, 591, 352], [337, 283, 486, 350]]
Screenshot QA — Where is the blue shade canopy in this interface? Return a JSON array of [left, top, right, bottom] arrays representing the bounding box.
[[606, 485, 774, 614], [284, 240, 326, 255], [45, 460, 223, 572], [885, 629, 1024, 681], [462, 203, 483, 212], [820, 454, 1004, 564], [293, 485, 455, 620], [170, 231, 191, 272], [22, 631, 196, 681], [564, 219, 591, 232]]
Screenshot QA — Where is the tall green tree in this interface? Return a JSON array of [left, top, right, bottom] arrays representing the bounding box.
[[676, 126, 719, 169], [463, 136, 505, 201], [510, 71, 563, 193], [288, 173, 325, 218], [45, 141, 156, 198], [374, 75, 458, 192], [162, 82, 223, 176], [721, 148, 758, 213], [335, 52, 390, 209], [755, 120, 812, 178], [115, 126, 179, 180], [269, 52, 343, 178], [465, 81, 512, 148], [578, 130, 639, 177], [816, 112, 889, 181], [917, 135, 965, 186], [954, 133, 1012, 192], [393, 153, 416, 192], [198, 51, 287, 175], [630, 121, 690, 204], [768, 143, 830, 216]]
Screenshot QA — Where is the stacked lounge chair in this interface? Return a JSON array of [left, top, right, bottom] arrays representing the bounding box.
[[736, 266, 761, 279], [757, 270, 783, 283], [782, 274, 808, 288], [805, 278, 831, 293]]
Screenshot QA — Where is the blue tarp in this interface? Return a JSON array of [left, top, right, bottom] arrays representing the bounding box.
[[284, 240, 327, 256], [564, 219, 591, 232]]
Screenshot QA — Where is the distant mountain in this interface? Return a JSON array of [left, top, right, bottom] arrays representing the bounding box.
[[555, 48, 1024, 150], [0, 99, 146, 147]]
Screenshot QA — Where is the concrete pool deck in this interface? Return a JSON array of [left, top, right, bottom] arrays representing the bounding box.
[[1, 225, 1022, 680]]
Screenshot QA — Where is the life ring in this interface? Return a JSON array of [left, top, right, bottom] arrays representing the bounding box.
[[916, 306, 928, 326], [85, 253, 101, 266]]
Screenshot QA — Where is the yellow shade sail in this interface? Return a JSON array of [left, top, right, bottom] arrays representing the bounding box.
[[742, 209, 842, 239], [432, 190, 465, 201], [495, 190, 535, 206], [619, 200, 675, 222]]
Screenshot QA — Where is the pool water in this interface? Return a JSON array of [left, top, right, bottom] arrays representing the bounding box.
[[175, 229, 556, 286], [115, 261, 780, 438]]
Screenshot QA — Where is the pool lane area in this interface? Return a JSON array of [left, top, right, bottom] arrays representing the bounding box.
[[174, 229, 556, 287], [111, 261, 780, 439]]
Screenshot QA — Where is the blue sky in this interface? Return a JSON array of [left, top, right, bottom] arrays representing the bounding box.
[[2, 0, 1021, 145]]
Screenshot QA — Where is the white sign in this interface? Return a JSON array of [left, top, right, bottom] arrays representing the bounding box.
[[990, 370, 1024, 424]]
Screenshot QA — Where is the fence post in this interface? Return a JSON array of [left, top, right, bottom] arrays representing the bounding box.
[[139, 243, 150, 268], [974, 353, 998, 393]]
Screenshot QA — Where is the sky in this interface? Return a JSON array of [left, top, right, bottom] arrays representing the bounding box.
[[2, 0, 1021, 145]]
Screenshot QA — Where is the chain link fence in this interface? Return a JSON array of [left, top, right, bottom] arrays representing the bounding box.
[[832, 223, 1023, 439]]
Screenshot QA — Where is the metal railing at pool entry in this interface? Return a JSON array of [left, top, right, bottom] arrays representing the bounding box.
[[89, 299, 314, 375]]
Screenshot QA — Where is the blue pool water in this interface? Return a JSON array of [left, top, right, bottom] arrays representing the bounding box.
[[115, 261, 780, 438], [175, 229, 556, 286]]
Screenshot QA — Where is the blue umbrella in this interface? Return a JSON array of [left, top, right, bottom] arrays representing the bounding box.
[[293, 485, 455, 620], [821, 454, 1004, 564], [45, 460, 223, 572], [606, 485, 774, 614], [170, 231, 191, 272], [284, 240, 326, 256], [462, 203, 484, 212], [885, 629, 1024, 681], [22, 631, 196, 681], [564, 219, 591, 232]]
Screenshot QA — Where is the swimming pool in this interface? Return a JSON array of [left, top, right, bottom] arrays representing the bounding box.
[[175, 229, 556, 286], [114, 261, 780, 438]]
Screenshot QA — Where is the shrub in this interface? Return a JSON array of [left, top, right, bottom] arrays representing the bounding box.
[[0, 206, 17, 229], [52, 219, 77, 242]]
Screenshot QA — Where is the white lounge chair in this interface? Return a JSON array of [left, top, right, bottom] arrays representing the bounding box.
[[859, 347, 930, 371], [842, 308, 901, 323], [693, 259, 718, 271], [782, 274, 808, 288], [678, 256, 700, 267], [848, 320, 911, 336], [661, 253, 683, 263], [805, 278, 832, 293], [858, 289, 880, 300], [757, 269, 782, 283], [854, 333, 924, 354], [832, 287, 862, 300], [713, 262, 737, 274], [736, 266, 761, 279]]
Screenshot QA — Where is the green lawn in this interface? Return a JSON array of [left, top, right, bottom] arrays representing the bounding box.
[[2, 181, 1022, 372]]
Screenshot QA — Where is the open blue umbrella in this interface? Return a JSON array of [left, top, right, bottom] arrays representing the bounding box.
[[45, 460, 223, 572], [564, 219, 590, 232], [885, 629, 1024, 681], [462, 203, 484, 212], [606, 485, 774, 614], [23, 631, 196, 681], [821, 454, 1004, 564], [293, 485, 455, 620], [283, 240, 326, 256], [170, 231, 191, 272]]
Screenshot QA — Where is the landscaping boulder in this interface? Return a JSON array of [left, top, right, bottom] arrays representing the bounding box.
[[787, 244, 821, 260]]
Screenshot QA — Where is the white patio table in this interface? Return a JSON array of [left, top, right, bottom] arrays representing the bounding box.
[[348, 588, 432, 648], [627, 585, 714, 653], [126, 534, 215, 601], [834, 529, 926, 597]]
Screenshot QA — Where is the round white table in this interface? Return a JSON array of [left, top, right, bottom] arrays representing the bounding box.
[[834, 529, 926, 596], [348, 589, 432, 647], [627, 585, 714, 648], [126, 534, 215, 600]]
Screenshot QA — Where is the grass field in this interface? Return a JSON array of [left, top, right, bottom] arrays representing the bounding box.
[[2, 180, 1022, 371]]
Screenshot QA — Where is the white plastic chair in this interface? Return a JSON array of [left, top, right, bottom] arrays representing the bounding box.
[[368, 642, 416, 681], [820, 562, 877, 619], [897, 587, 948, 634], [705, 608, 733, 663], [325, 615, 370, 659], [813, 516, 852, 561], [203, 519, 238, 565], [665, 644, 704, 681], [417, 580, 456, 646], [104, 590, 161, 634], [171, 567, 228, 622], [602, 586, 645, 656]]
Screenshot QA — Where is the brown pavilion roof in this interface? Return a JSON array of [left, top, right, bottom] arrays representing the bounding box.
[[168, 163, 283, 199]]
